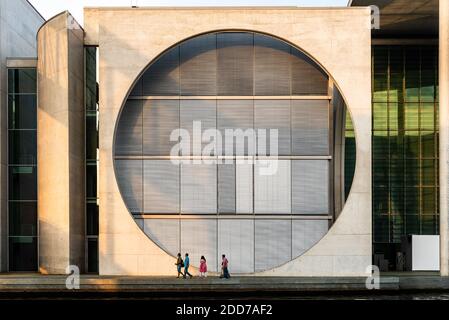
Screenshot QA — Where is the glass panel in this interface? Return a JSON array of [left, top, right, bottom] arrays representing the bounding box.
[[373, 47, 388, 74], [86, 113, 98, 161], [8, 237, 38, 271], [180, 34, 217, 96], [8, 69, 37, 94], [373, 103, 388, 130], [217, 32, 254, 96], [373, 215, 389, 243], [9, 166, 37, 201], [115, 100, 143, 156], [87, 238, 99, 273], [8, 95, 37, 129], [422, 187, 436, 215], [404, 47, 420, 103], [421, 132, 436, 158], [8, 202, 37, 237], [405, 187, 420, 215], [405, 159, 420, 186], [8, 130, 37, 165], [143, 46, 180, 95], [421, 103, 435, 131], [404, 132, 420, 158], [143, 100, 180, 156], [405, 214, 420, 235], [254, 34, 291, 96], [390, 188, 404, 215], [373, 187, 389, 214], [422, 159, 436, 186], [373, 74, 388, 102], [86, 163, 97, 199], [291, 48, 328, 95], [86, 203, 99, 236], [404, 104, 419, 130]]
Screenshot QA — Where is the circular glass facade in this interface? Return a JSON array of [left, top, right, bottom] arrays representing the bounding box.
[[114, 31, 351, 273]]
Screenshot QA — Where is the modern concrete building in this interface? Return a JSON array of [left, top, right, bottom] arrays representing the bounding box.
[[0, 0, 447, 277]]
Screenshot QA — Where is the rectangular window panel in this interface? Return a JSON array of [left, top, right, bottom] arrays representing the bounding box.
[[8, 202, 37, 237], [254, 34, 291, 96], [292, 220, 328, 257], [422, 187, 436, 214], [405, 214, 420, 235], [8, 95, 37, 129], [389, 75, 403, 104], [254, 160, 291, 214], [143, 100, 179, 156], [373, 103, 388, 131], [291, 48, 328, 95], [373, 74, 388, 102], [181, 219, 217, 272], [114, 160, 143, 213], [86, 163, 97, 199], [142, 46, 180, 95], [255, 220, 291, 272], [291, 100, 329, 156], [86, 113, 98, 161], [373, 214, 390, 243], [181, 164, 217, 214], [217, 100, 254, 156], [391, 214, 405, 243], [8, 69, 37, 94], [144, 219, 180, 255], [115, 100, 143, 156], [292, 160, 329, 215], [8, 237, 37, 271], [180, 100, 216, 156], [180, 34, 217, 96], [143, 161, 180, 214], [404, 48, 420, 103], [218, 220, 254, 274], [8, 130, 37, 165], [218, 163, 236, 214], [405, 187, 420, 215], [255, 100, 291, 156], [373, 131, 388, 161], [9, 166, 37, 201], [86, 203, 99, 236], [404, 103, 419, 131], [87, 238, 99, 273], [217, 32, 254, 96], [422, 132, 436, 158], [236, 163, 253, 214]]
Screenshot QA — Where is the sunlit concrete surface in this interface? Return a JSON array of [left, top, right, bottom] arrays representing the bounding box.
[[80, 7, 372, 277]]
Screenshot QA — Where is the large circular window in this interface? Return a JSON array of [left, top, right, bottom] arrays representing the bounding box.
[[114, 31, 352, 273]]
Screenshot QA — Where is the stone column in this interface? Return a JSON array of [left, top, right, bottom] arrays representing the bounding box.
[[37, 12, 85, 274], [440, 0, 449, 277]]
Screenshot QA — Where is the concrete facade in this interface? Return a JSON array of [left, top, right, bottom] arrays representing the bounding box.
[[83, 7, 372, 276], [0, 0, 44, 272], [37, 12, 85, 274]]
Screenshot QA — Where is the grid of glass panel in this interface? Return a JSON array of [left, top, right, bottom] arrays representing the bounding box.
[[115, 32, 335, 273], [7, 68, 38, 271], [372, 46, 439, 248], [85, 47, 99, 273]]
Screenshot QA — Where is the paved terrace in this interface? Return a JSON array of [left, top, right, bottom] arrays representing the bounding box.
[[0, 273, 448, 294]]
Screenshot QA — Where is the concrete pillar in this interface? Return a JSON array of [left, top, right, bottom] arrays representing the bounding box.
[[37, 12, 85, 274], [440, 0, 449, 277]]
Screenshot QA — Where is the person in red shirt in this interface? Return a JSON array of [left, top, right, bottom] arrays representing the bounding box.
[[220, 254, 230, 279]]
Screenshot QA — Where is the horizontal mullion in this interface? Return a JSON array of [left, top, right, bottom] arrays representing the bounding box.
[[128, 95, 331, 101], [115, 155, 332, 160], [133, 214, 332, 220]]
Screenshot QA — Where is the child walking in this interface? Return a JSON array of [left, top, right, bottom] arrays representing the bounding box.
[[199, 256, 208, 278]]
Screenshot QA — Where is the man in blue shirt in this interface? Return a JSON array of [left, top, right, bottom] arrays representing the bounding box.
[[183, 253, 193, 279]]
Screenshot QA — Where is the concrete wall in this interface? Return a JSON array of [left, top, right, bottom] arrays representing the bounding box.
[[0, 0, 44, 272], [84, 7, 372, 276], [37, 12, 85, 274]]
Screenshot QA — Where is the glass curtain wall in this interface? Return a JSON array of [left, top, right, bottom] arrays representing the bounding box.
[[85, 47, 99, 273], [372, 45, 439, 269], [7, 68, 38, 271]]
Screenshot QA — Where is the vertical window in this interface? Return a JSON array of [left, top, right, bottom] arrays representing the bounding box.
[[7, 68, 38, 271]]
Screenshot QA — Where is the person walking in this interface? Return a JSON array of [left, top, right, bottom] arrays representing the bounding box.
[[175, 253, 184, 278], [199, 256, 208, 278], [183, 253, 193, 279], [220, 254, 230, 279]]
